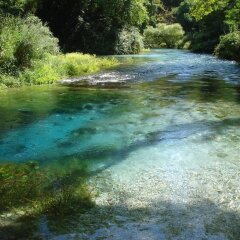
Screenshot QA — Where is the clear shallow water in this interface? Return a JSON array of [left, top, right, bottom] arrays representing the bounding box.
[[0, 49, 240, 171], [1, 49, 240, 239]]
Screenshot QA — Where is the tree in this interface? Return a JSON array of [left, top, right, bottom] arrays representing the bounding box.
[[37, 0, 149, 54], [190, 0, 240, 31], [0, 0, 39, 15]]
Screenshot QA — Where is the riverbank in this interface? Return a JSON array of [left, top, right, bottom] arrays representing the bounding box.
[[0, 53, 118, 90]]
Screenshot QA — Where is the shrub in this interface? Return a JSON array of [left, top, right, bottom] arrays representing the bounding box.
[[20, 56, 61, 84], [0, 83, 8, 91], [143, 23, 185, 48], [214, 31, 240, 62], [63, 53, 118, 75], [114, 27, 144, 54], [0, 14, 118, 87], [0, 74, 21, 88], [0, 14, 59, 73]]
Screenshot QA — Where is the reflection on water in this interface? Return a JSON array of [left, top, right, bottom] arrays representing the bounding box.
[[0, 49, 240, 239]]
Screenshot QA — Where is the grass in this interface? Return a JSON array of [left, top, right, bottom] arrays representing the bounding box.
[[0, 53, 118, 89]]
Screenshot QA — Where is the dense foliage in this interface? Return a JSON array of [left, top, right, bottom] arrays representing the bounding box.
[[214, 31, 240, 62], [173, 0, 225, 52], [0, 14, 59, 73], [174, 0, 240, 57], [37, 0, 149, 54], [0, 12, 117, 88], [1, 0, 238, 58], [143, 23, 184, 48], [0, 0, 38, 15], [115, 27, 144, 54]]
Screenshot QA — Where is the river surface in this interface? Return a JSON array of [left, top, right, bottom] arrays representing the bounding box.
[[0, 49, 240, 239]]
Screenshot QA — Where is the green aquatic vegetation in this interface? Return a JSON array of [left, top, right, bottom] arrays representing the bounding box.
[[0, 162, 94, 217], [39, 186, 92, 218], [0, 85, 62, 136], [0, 161, 46, 211]]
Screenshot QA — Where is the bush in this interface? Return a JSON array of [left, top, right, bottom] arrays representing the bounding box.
[[0, 74, 21, 88], [114, 27, 144, 54], [143, 23, 185, 48], [0, 14, 118, 87], [20, 56, 61, 84], [214, 31, 240, 62], [0, 83, 8, 91], [0, 14, 59, 73]]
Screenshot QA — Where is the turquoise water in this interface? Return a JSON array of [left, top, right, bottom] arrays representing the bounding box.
[[0, 49, 240, 171], [1, 49, 240, 239]]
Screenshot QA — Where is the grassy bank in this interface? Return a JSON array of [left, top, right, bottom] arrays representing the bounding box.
[[0, 15, 118, 90], [0, 53, 118, 89]]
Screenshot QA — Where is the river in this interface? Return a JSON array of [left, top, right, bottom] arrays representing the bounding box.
[[0, 49, 240, 239]]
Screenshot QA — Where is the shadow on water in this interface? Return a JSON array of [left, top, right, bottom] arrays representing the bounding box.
[[198, 77, 223, 101], [1, 199, 240, 239], [90, 117, 240, 173], [45, 117, 240, 176], [79, 199, 240, 240], [234, 84, 240, 103], [169, 77, 240, 104]]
